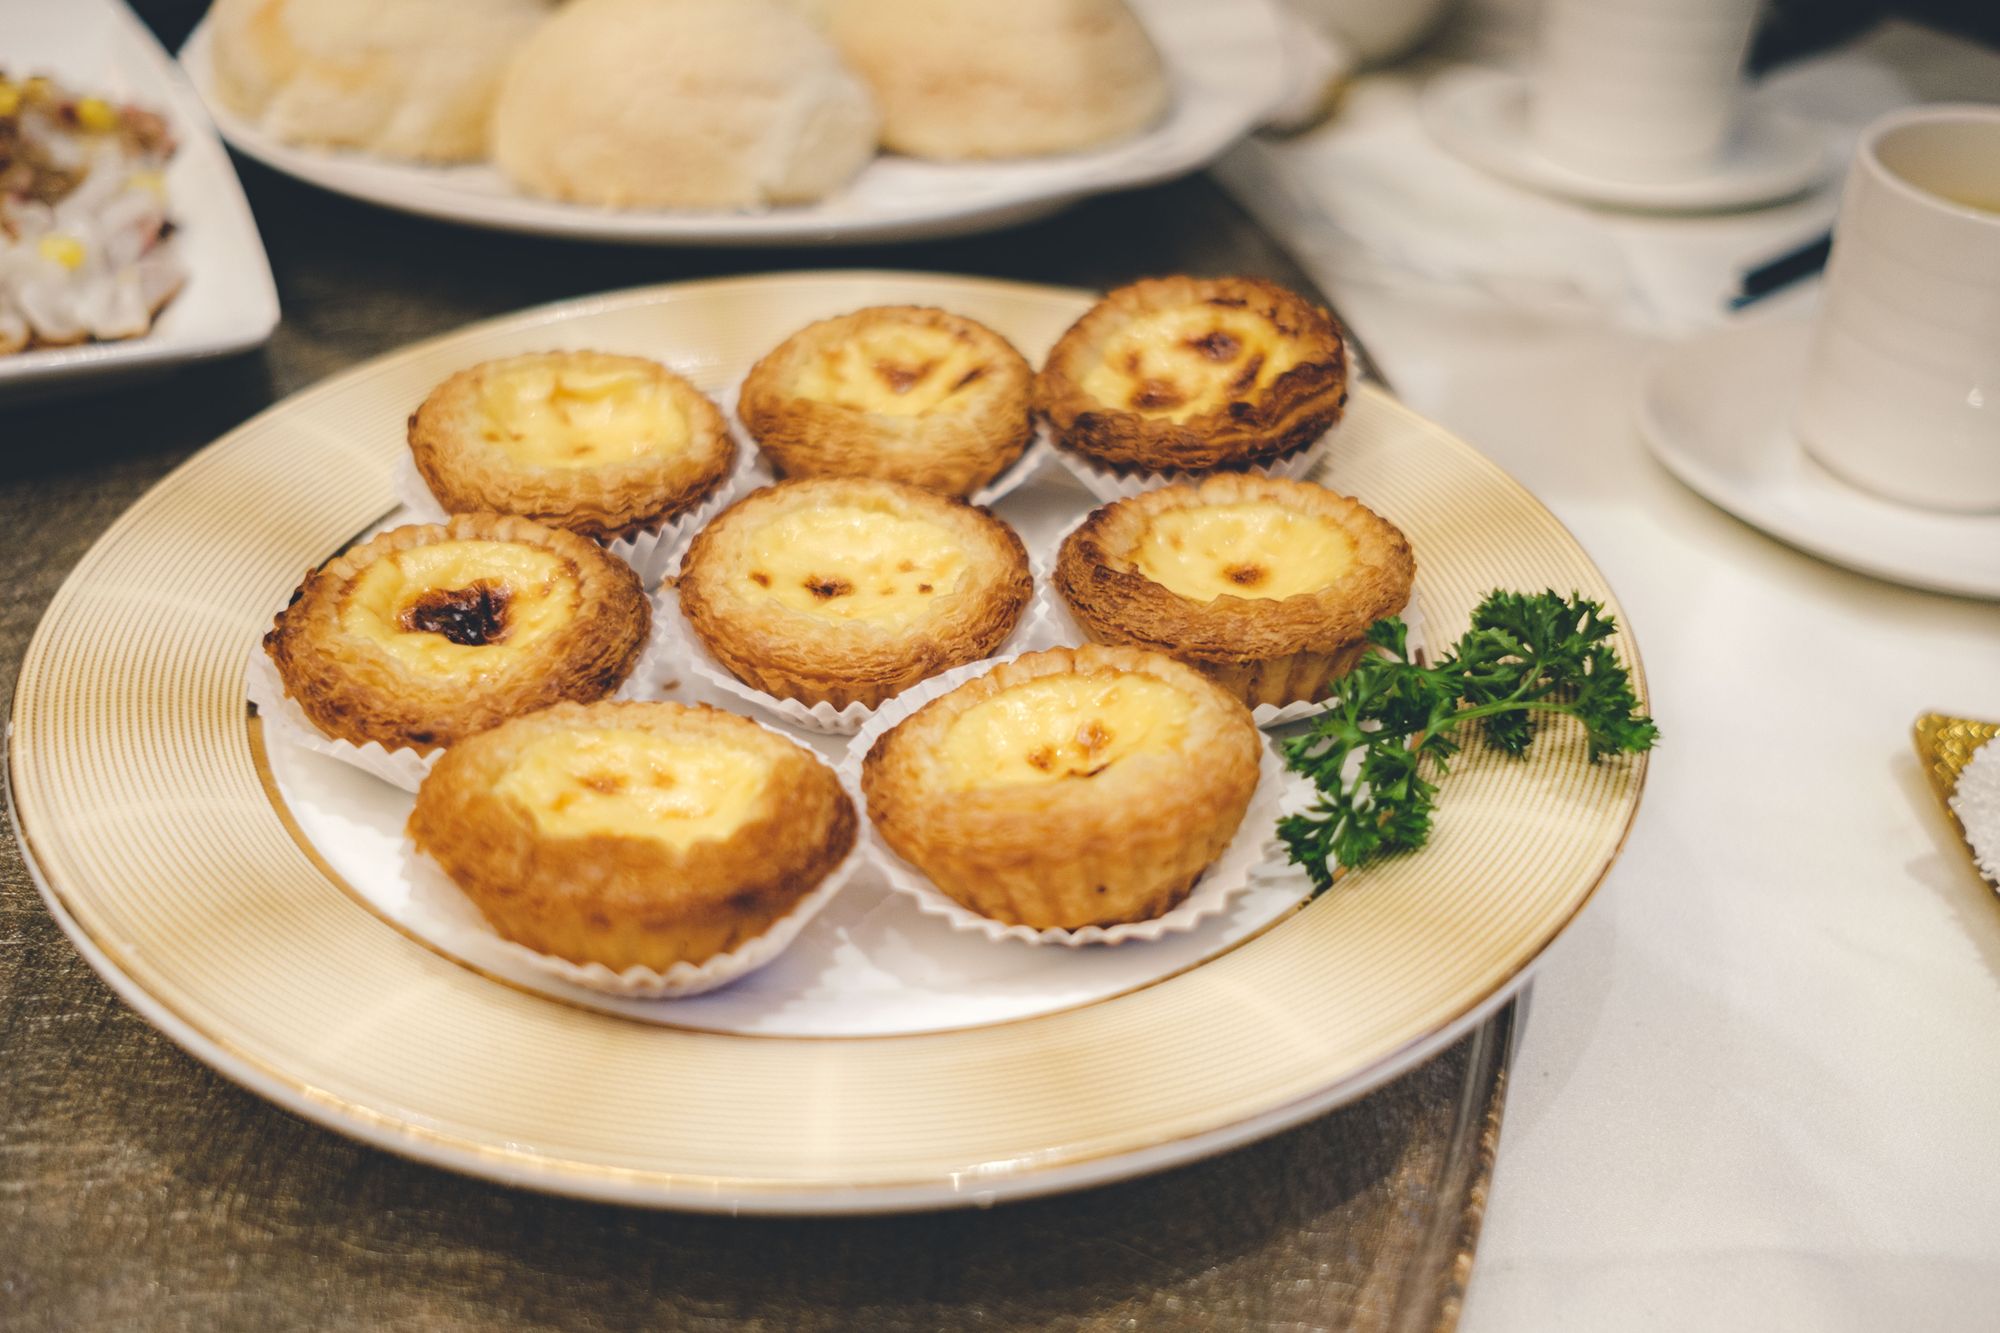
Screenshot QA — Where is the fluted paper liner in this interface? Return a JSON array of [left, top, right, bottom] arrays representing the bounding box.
[[1050, 422, 1336, 504], [655, 544, 1056, 737], [967, 432, 1052, 507], [247, 593, 680, 793], [1031, 511, 1429, 728], [838, 651, 1315, 947], [398, 755, 869, 1000], [393, 438, 768, 589]]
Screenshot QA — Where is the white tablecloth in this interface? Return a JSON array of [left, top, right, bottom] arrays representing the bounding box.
[[1222, 11, 2000, 1330]]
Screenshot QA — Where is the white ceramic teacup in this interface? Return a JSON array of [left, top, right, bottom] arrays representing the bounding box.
[[1529, 0, 1762, 182], [1796, 104, 2000, 513]]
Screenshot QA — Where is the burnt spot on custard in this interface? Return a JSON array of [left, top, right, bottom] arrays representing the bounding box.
[[748, 570, 772, 587], [875, 359, 934, 394], [1224, 563, 1268, 589], [1185, 330, 1241, 362], [1230, 353, 1266, 392], [1130, 379, 1186, 412], [402, 581, 511, 646], [805, 575, 853, 601]]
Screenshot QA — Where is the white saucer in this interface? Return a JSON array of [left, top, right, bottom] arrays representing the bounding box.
[[1422, 67, 1829, 213], [1636, 316, 2000, 600]]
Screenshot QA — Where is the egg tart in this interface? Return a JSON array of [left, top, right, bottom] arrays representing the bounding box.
[[862, 645, 1261, 930], [410, 701, 858, 972], [1055, 476, 1413, 708], [1034, 276, 1348, 475], [264, 514, 649, 754], [737, 306, 1035, 499], [409, 352, 735, 543], [677, 477, 1032, 711]]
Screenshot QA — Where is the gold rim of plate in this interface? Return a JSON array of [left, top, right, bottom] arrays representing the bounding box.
[[8, 272, 1651, 1213]]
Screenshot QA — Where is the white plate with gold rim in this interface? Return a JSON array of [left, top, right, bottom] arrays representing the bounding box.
[[175, 0, 1288, 247], [9, 271, 1649, 1213]]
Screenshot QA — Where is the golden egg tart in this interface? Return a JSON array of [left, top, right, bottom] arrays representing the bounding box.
[[862, 645, 1261, 930], [1054, 475, 1414, 708], [264, 514, 649, 754], [409, 701, 858, 973], [1034, 276, 1348, 475], [676, 477, 1032, 711], [737, 306, 1035, 499], [409, 351, 735, 543]]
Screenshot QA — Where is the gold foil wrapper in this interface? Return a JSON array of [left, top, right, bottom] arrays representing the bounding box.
[[1913, 712, 2000, 889]]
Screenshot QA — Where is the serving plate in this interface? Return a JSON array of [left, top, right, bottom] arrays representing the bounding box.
[[176, 0, 1289, 247], [10, 271, 1648, 1213], [0, 0, 278, 402]]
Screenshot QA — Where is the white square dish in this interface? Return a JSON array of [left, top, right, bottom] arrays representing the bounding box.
[[0, 0, 278, 403]]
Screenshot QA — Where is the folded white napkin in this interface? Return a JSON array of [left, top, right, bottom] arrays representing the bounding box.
[[1216, 10, 2000, 336], [1951, 739, 2000, 887]]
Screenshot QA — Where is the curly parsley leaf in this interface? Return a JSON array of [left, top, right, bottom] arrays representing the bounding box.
[[1280, 589, 1657, 890]]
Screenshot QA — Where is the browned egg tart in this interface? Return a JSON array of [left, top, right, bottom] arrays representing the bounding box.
[[1055, 476, 1414, 708], [1034, 275, 1348, 475], [409, 701, 857, 972], [409, 351, 735, 543], [737, 306, 1035, 498], [676, 477, 1032, 711], [263, 513, 649, 753], [862, 645, 1261, 930]]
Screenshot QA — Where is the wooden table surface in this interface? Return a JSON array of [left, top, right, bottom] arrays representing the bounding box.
[[0, 83, 1515, 1330]]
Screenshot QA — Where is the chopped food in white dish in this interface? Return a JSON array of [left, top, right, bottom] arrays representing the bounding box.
[[0, 72, 184, 355]]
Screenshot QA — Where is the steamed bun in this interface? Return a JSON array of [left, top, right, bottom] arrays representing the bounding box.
[[826, 0, 1170, 160], [208, 0, 547, 162], [491, 0, 880, 210]]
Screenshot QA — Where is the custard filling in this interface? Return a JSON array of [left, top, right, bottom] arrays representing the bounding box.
[[476, 360, 691, 468], [741, 504, 968, 625], [792, 324, 988, 417], [341, 541, 578, 675], [1131, 502, 1356, 601], [938, 671, 1195, 790], [494, 728, 771, 846], [1078, 305, 1305, 424]]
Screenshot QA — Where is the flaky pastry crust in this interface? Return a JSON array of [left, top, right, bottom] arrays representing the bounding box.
[[1034, 275, 1348, 474], [409, 701, 857, 972], [409, 351, 735, 543], [738, 306, 1034, 498], [1055, 476, 1414, 708], [677, 477, 1032, 710], [862, 646, 1261, 929], [264, 514, 649, 753]]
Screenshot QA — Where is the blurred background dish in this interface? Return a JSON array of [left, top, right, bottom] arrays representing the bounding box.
[[177, 0, 1291, 245], [205, 0, 548, 164], [0, 0, 275, 401], [1636, 312, 2000, 599]]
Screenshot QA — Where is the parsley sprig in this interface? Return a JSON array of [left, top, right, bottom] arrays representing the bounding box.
[[1279, 590, 1658, 890]]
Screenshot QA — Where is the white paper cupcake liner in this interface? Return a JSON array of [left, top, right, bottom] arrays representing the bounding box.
[[246, 645, 440, 791], [837, 651, 1316, 947], [398, 762, 869, 1000], [1029, 512, 1429, 727], [1049, 422, 1337, 503], [247, 589, 681, 792], [391, 443, 769, 589], [967, 432, 1052, 508], [654, 542, 1059, 736]]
